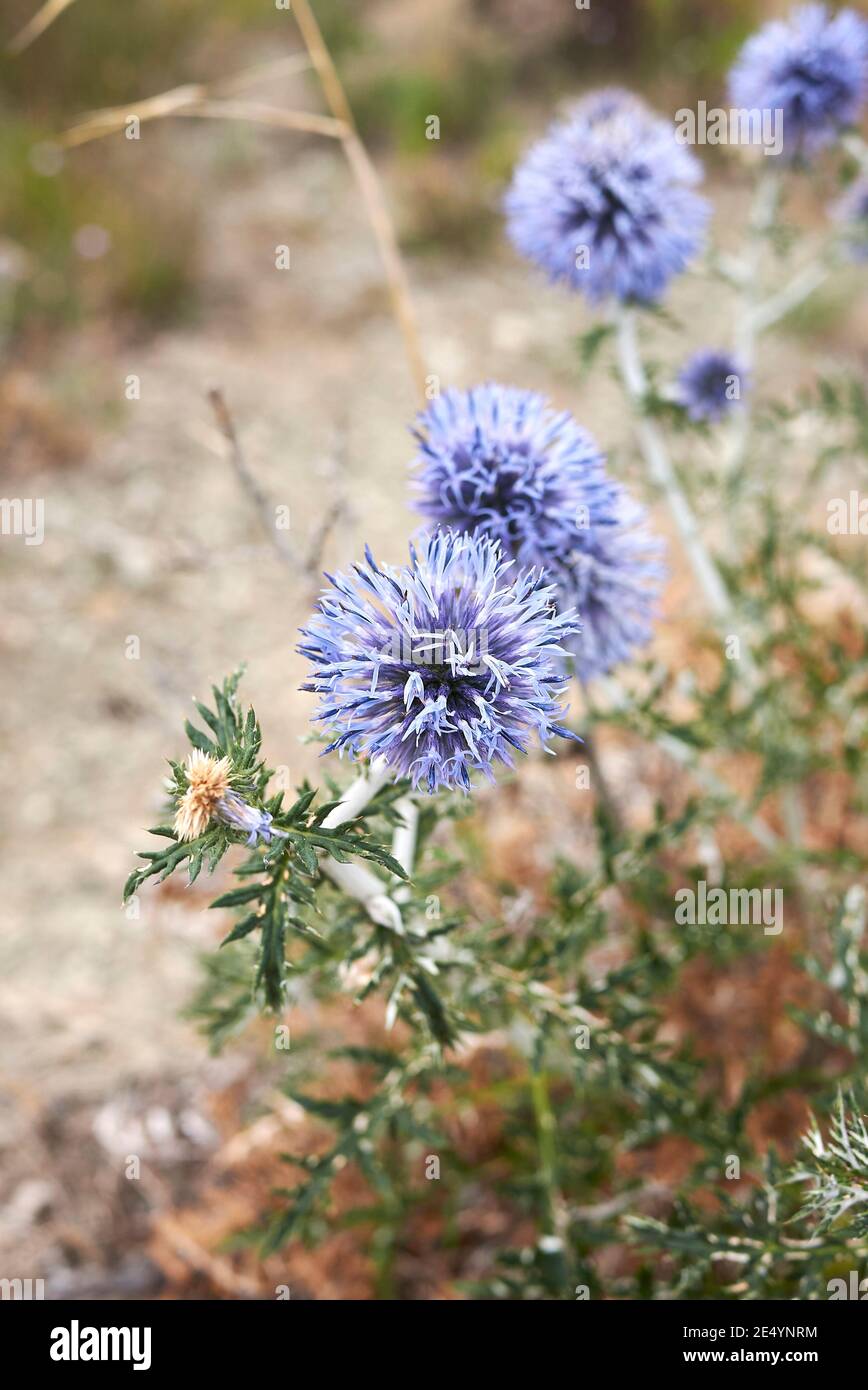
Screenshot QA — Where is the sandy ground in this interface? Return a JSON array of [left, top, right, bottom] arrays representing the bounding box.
[[1, 92, 865, 1289]]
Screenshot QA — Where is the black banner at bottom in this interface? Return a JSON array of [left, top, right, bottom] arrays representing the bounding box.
[[4, 1296, 863, 1375]]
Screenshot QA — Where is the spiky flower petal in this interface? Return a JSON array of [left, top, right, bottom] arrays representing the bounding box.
[[728, 4, 868, 160], [298, 530, 580, 793], [411, 384, 664, 681], [504, 88, 709, 304], [676, 349, 749, 423], [411, 384, 617, 565]]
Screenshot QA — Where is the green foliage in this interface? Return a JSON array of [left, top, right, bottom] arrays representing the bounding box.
[[791, 1091, 868, 1237], [99, 0, 868, 1301], [0, 115, 200, 332], [161, 288, 868, 1288], [349, 52, 509, 155], [126, 672, 411, 1015], [227, 828, 868, 1294], [127, 299, 868, 1283]]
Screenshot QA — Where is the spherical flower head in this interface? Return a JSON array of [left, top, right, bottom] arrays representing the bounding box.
[[728, 5, 868, 160], [410, 383, 663, 680], [676, 349, 749, 423], [504, 88, 709, 305], [411, 384, 618, 566], [566, 490, 666, 682], [298, 530, 580, 793], [174, 750, 283, 846], [832, 177, 868, 261]]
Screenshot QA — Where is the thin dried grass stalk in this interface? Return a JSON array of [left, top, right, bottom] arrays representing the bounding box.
[[7, 0, 76, 54], [59, 1, 427, 395], [177, 99, 346, 140], [291, 0, 428, 398], [61, 85, 208, 148]]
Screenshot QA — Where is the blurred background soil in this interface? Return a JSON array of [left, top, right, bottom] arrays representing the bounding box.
[[1, 0, 866, 1296]]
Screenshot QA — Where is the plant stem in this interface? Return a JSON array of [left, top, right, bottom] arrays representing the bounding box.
[[578, 679, 622, 832], [8, 0, 76, 54], [208, 388, 296, 571], [724, 169, 781, 486], [749, 261, 829, 337], [319, 856, 404, 932], [613, 305, 735, 629], [733, 169, 782, 366], [292, 0, 428, 399], [62, 89, 344, 147], [319, 758, 405, 931], [391, 794, 419, 897], [529, 1069, 568, 1245], [321, 757, 392, 828]]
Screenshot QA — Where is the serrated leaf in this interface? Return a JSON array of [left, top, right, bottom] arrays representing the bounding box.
[[209, 883, 265, 909], [184, 720, 216, 755], [290, 836, 319, 876], [220, 913, 261, 946]]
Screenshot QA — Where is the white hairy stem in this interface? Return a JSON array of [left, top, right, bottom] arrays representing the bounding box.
[[391, 795, 419, 912], [321, 755, 392, 828], [724, 171, 781, 481], [748, 261, 829, 337], [320, 856, 404, 933], [614, 306, 735, 627], [724, 169, 817, 845], [720, 172, 835, 495], [841, 133, 868, 171], [733, 170, 781, 366], [318, 756, 405, 931]]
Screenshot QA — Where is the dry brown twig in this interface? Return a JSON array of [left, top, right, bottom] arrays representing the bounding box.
[[291, 0, 428, 398], [152, 1211, 261, 1299], [55, 5, 424, 572], [215, 52, 313, 95], [62, 88, 346, 148], [207, 389, 348, 595], [57, 0, 428, 398], [7, 0, 76, 54], [207, 388, 295, 573], [304, 497, 347, 579]]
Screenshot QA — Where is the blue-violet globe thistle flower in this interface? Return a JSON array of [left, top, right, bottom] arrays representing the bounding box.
[[832, 177, 868, 261], [728, 5, 868, 160], [675, 349, 749, 423], [566, 491, 666, 681], [411, 384, 664, 681], [411, 384, 618, 565], [504, 88, 709, 305], [298, 529, 580, 793]]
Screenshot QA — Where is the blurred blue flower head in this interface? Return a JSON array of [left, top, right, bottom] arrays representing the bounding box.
[[504, 88, 709, 304], [411, 384, 664, 681], [566, 491, 666, 681], [411, 384, 617, 564], [298, 530, 580, 793], [676, 349, 749, 423], [728, 4, 868, 160]]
